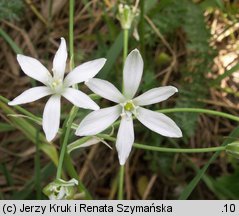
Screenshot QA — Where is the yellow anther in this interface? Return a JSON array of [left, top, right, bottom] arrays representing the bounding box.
[[51, 79, 62, 89]]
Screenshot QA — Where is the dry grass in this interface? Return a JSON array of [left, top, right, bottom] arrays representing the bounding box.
[[0, 0, 239, 199]]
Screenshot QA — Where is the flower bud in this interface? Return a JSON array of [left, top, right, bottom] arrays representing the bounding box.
[[225, 142, 239, 159], [43, 178, 78, 200], [117, 3, 139, 30]]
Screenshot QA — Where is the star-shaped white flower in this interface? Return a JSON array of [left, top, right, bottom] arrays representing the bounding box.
[[75, 49, 182, 165], [8, 37, 106, 141]]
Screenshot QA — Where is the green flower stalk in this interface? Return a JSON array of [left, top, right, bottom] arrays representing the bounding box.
[[43, 178, 78, 200]]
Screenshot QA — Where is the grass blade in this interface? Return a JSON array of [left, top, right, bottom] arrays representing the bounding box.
[[179, 126, 239, 200], [0, 122, 15, 132], [0, 100, 58, 165], [0, 27, 22, 54], [213, 63, 239, 84], [99, 31, 123, 79], [0, 163, 14, 187], [35, 129, 41, 199]]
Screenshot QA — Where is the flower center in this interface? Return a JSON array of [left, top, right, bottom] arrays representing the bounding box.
[[124, 101, 134, 111], [121, 100, 138, 119], [50, 78, 63, 94]]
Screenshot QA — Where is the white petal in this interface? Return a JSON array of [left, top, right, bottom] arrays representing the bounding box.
[[133, 86, 178, 106], [17, 54, 51, 85], [8, 87, 52, 106], [116, 116, 134, 165], [136, 107, 182, 138], [62, 88, 99, 110], [43, 95, 61, 141], [64, 58, 106, 87], [76, 105, 121, 136], [85, 78, 125, 103], [53, 37, 67, 79], [123, 49, 143, 99]]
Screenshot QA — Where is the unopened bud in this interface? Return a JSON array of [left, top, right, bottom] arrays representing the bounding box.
[[43, 178, 78, 200], [226, 142, 239, 159], [117, 4, 139, 30]]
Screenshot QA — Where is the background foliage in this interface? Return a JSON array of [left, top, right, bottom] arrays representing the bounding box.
[[0, 0, 239, 199]]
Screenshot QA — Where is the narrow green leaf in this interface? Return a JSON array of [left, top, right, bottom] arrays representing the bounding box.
[[0, 100, 58, 165], [179, 126, 239, 200], [0, 163, 14, 187], [188, 160, 236, 199], [99, 31, 123, 78], [0, 27, 22, 54], [35, 130, 41, 200], [213, 63, 239, 84], [0, 122, 14, 132]]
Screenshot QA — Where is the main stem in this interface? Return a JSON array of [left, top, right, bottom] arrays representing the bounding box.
[[118, 165, 125, 200], [69, 0, 74, 66], [122, 29, 128, 93], [56, 107, 77, 179], [123, 29, 128, 64], [118, 28, 129, 200], [56, 0, 75, 180], [55, 0, 92, 199]]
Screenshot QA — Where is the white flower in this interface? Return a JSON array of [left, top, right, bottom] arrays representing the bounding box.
[[75, 49, 182, 165], [8, 37, 106, 141]]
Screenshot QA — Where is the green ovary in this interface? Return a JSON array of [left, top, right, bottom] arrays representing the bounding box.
[[124, 101, 134, 111]]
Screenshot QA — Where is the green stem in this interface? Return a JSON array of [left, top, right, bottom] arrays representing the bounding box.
[[159, 108, 239, 122], [139, 0, 145, 58], [133, 144, 226, 153], [122, 29, 128, 93], [118, 28, 129, 200], [34, 129, 41, 199], [97, 134, 226, 153], [56, 0, 92, 199], [56, 0, 76, 180], [69, 0, 75, 66], [118, 165, 124, 200], [123, 29, 128, 64], [56, 106, 77, 179]]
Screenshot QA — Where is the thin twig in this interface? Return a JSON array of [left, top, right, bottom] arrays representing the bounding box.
[[142, 174, 157, 199], [24, 0, 48, 26]]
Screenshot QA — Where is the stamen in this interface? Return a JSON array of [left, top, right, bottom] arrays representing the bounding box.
[[50, 78, 63, 93]]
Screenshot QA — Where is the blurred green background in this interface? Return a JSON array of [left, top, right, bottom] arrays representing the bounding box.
[[1, 0, 239, 199]]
